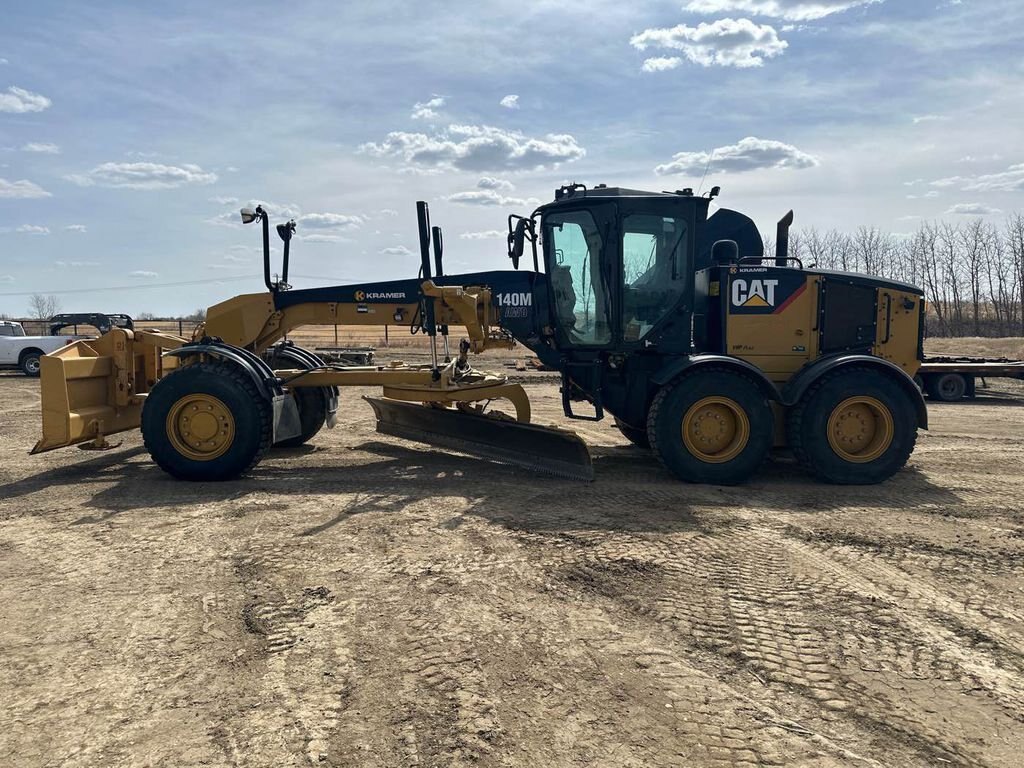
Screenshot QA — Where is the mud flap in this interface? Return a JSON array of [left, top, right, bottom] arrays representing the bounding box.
[[325, 391, 339, 429], [272, 394, 302, 444], [365, 397, 594, 481]]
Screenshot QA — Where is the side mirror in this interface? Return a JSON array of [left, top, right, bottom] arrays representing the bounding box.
[[508, 218, 528, 270], [240, 207, 258, 225]]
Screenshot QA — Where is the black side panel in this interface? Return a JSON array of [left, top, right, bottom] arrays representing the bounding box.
[[820, 280, 877, 353]]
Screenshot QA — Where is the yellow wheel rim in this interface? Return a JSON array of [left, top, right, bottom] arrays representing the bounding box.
[[826, 396, 894, 463], [166, 394, 235, 462], [682, 396, 750, 464]]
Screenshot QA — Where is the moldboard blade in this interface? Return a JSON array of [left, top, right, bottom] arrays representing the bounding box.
[[365, 397, 594, 481]]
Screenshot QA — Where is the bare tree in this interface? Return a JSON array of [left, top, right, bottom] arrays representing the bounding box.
[[28, 294, 61, 320], [1007, 214, 1024, 335]]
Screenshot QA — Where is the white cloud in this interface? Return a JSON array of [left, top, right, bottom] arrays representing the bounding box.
[[297, 212, 365, 230], [476, 176, 515, 192], [642, 57, 684, 72], [250, 200, 302, 219], [682, 0, 882, 20], [459, 230, 506, 240], [0, 59, 8, 65], [209, 195, 239, 205], [412, 96, 445, 120], [446, 189, 537, 207], [223, 253, 249, 262], [946, 203, 1002, 216], [0, 275, 14, 283], [298, 233, 353, 243], [957, 154, 1002, 164], [654, 136, 818, 175], [959, 163, 1024, 193], [630, 18, 788, 69], [64, 224, 87, 232], [912, 114, 950, 124], [0, 177, 51, 198], [67, 162, 217, 190], [130, 270, 159, 278], [16, 224, 49, 235], [380, 245, 414, 256], [499, 94, 519, 109], [55, 260, 99, 267], [361, 124, 585, 171], [378, 208, 399, 217], [0, 86, 51, 114], [21, 142, 60, 154]]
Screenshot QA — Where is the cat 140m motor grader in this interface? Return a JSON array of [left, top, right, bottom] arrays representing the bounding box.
[[32, 184, 928, 484]]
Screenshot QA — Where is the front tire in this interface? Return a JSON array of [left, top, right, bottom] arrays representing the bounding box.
[[787, 366, 917, 484], [142, 361, 272, 480], [647, 368, 773, 485]]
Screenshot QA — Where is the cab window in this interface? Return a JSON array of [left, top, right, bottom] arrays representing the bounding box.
[[621, 214, 689, 341], [544, 210, 612, 345]]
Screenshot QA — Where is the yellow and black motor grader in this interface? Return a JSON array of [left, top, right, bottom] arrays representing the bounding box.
[[32, 184, 928, 484]]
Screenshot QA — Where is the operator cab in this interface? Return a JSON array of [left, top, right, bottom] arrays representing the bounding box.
[[509, 184, 760, 355]]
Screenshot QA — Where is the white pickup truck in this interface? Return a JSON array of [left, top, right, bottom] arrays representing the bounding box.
[[0, 320, 77, 376]]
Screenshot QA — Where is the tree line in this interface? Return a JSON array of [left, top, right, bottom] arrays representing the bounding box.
[[768, 215, 1024, 338]]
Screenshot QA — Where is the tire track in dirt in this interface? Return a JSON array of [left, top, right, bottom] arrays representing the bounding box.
[[494, 479, 1024, 767]]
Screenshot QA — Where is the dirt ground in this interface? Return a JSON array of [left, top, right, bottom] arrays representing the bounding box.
[[2, 366, 1024, 768]]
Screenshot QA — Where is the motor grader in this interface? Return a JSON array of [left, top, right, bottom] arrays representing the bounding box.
[[32, 184, 928, 484]]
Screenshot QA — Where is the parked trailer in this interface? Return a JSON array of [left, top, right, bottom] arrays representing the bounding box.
[[917, 356, 1024, 402]]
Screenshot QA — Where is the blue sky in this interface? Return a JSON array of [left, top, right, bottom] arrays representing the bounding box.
[[1, 0, 1021, 315]]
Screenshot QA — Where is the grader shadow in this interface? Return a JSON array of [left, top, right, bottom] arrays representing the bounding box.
[[0, 438, 963, 533]]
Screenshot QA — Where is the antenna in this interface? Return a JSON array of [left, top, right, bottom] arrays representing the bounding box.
[[697, 148, 715, 196]]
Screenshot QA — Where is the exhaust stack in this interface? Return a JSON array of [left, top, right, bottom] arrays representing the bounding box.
[[775, 210, 794, 267]]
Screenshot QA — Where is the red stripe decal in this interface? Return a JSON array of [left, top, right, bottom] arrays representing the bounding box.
[[773, 282, 807, 314]]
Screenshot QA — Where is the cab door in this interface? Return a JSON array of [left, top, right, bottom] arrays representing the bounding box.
[[542, 204, 617, 349]]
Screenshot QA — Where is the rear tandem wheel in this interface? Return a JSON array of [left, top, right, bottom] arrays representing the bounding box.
[[787, 366, 917, 484]]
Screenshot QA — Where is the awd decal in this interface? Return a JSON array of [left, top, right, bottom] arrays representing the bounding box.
[[729, 274, 806, 315], [496, 291, 532, 319]]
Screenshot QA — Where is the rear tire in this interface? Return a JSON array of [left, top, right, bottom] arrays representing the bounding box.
[[19, 350, 42, 377], [276, 387, 328, 447], [265, 347, 330, 447], [787, 366, 917, 484], [925, 372, 968, 402], [614, 417, 650, 448], [142, 361, 272, 480], [647, 368, 773, 485]]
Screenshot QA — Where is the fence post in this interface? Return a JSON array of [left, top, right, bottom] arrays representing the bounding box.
[[384, 325, 389, 347]]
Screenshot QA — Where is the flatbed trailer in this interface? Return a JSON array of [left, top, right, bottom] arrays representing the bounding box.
[[917, 356, 1024, 401]]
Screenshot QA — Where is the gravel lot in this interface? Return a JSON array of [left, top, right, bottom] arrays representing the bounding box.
[[2, 369, 1023, 767]]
